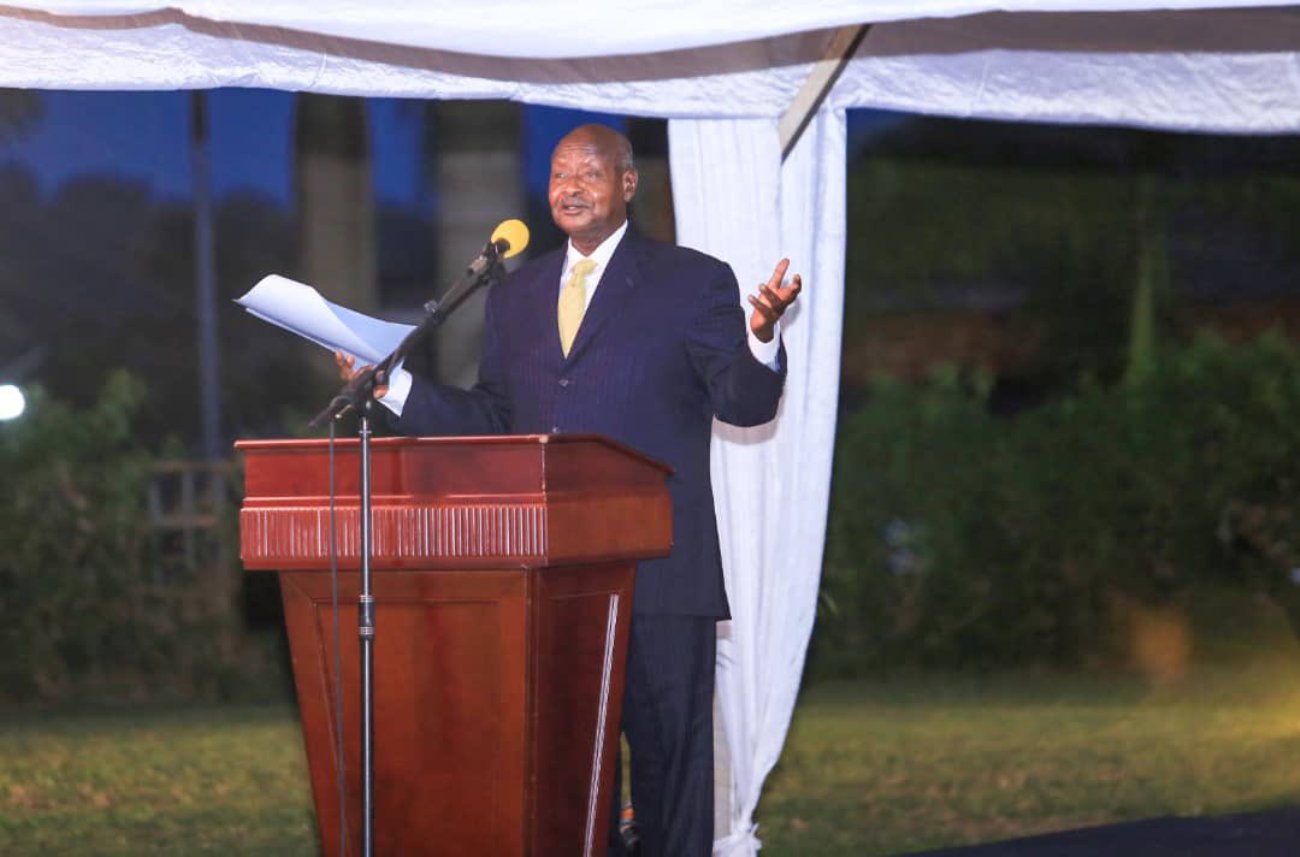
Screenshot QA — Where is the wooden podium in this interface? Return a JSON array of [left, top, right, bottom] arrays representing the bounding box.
[[236, 434, 671, 856]]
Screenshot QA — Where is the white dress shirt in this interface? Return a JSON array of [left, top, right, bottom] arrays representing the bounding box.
[[561, 218, 627, 312]]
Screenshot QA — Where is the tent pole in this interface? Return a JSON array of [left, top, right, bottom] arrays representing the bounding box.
[[778, 24, 868, 161]]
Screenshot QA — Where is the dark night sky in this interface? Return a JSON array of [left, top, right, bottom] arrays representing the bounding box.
[[3, 90, 296, 203], [0, 90, 631, 210], [0, 90, 884, 209]]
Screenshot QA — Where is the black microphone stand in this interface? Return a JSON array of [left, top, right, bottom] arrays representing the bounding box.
[[308, 240, 508, 857]]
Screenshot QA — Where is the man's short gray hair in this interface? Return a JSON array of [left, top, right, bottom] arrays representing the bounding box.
[[614, 135, 636, 173]]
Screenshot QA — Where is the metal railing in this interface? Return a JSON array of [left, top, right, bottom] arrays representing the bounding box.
[[146, 459, 239, 583]]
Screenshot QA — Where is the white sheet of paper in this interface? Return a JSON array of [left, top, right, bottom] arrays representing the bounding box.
[[235, 274, 413, 365]]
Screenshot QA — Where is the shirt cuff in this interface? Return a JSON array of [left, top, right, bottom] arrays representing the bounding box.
[[747, 322, 782, 371], [376, 363, 412, 416]]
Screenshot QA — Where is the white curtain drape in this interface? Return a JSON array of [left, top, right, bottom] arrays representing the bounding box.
[[670, 111, 846, 856]]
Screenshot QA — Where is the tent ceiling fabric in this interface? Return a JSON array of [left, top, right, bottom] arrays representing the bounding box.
[[834, 11, 1300, 133], [3, 5, 1300, 132], [26, 1, 1300, 59]]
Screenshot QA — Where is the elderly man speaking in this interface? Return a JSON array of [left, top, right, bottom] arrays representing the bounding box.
[[340, 123, 800, 856]]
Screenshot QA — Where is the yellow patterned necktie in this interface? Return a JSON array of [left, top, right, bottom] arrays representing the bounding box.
[[558, 257, 597, 357]]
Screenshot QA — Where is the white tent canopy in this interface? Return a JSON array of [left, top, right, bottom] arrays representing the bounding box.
[[2, 5, 1299, 132], [14, 1, 1300, 61], [5, 3, 1298, 854]]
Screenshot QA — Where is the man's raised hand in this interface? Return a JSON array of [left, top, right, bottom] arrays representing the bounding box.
[[333, 351, 389, 399], [747, 258, 802, 344]]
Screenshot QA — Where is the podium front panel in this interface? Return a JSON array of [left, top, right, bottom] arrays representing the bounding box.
[[282, 569, 528, 856]]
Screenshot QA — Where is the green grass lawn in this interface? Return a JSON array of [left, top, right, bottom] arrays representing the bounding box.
[[759, 659, 1300, 856], [0, 704, 315, 855], [2, 660, 1299, 855]]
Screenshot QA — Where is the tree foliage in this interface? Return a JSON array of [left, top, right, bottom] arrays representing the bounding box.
[[0, 89, 42, 141], [819, 335, 1300, 673], [846, 136, 1300, 387], [0, 374, 277, 703]]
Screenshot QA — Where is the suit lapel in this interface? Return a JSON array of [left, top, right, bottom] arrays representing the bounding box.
[[523, 248, 567, 364], [566, 229, 647, 363]]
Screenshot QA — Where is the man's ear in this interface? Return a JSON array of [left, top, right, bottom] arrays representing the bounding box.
[[622, 167, 639, 202]]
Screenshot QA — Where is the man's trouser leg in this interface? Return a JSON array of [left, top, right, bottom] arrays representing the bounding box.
[[615, 614, 717, 857]]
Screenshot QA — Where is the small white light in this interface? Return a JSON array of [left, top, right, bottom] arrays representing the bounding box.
[[0, 384, 25, 421]]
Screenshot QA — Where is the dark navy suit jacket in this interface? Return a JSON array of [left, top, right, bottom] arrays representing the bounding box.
[[394, 228, 786, 618]]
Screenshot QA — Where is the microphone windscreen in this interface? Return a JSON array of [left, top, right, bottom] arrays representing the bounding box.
[[491, 219, 530, 259]]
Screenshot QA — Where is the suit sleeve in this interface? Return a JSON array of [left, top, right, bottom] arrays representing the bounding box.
[[684, 261, 787, 427], [391, 287, 513, 437]]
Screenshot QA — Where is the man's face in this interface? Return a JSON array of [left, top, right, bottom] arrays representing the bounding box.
[[548, 137, 637, 251]]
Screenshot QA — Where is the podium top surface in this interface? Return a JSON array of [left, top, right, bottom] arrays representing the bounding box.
[[236, 432, 664, 464], [236, 433, 671, 506], [236, 434, 673, 570]]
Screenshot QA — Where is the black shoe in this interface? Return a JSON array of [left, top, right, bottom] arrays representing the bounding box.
[[619, 802, 640, 855]]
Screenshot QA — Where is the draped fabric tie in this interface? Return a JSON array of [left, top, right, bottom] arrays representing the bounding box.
[[558, 257, 597, 357]]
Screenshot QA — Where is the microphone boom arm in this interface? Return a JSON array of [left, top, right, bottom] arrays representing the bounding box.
[[309, 240, 506, 428]]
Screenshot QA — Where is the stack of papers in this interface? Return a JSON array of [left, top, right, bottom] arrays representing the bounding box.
[[235, 274, 412, 365]]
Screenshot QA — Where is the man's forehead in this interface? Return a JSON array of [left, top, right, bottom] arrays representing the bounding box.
[[551, 141, 613, 164]]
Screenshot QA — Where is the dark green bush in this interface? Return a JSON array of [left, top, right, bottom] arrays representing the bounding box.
[[819, 335, 1300, 674], [0, 372, 283, 704]]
